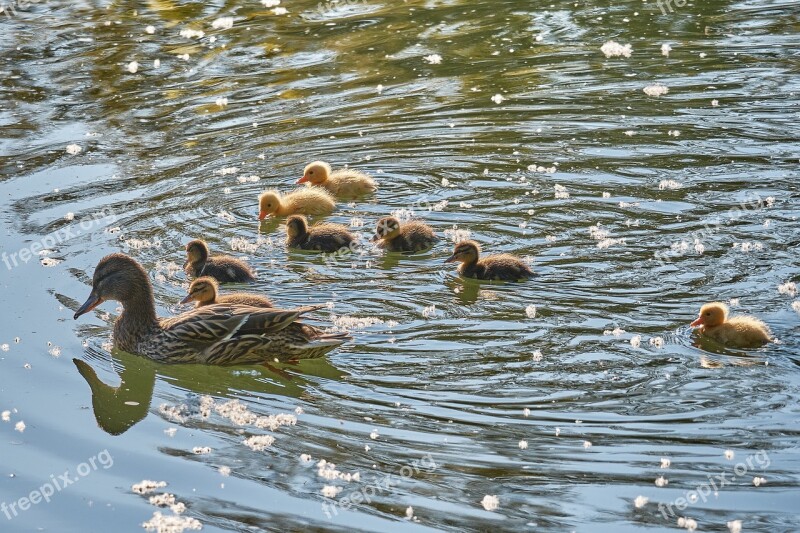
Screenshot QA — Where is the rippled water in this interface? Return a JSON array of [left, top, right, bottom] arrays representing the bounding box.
[[1, 0, 799, 531]]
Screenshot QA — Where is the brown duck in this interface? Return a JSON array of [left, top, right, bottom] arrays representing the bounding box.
[[74, 254, 347, 364], [184, 239, 256, 283], [372, 216, 438, 252], [444, 240, 533, 281], [285, 215, 356, 253]]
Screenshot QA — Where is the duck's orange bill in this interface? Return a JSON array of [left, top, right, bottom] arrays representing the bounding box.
[[296, 176, 309, 184], [74, 292, 104, 320], [690, 316, 704, 327], [258, 211, 269, 220]]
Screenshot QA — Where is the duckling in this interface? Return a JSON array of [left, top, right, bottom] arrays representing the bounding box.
[[286, 214, 356, 253], [258, 188, 335, 219], [181, 277, 273, 308], [184, 239, 256, 283], [297, 161, 376, 198], [444, 240, 533, 281], [372, 216, 438, 252], [690, 302, 772, 348]]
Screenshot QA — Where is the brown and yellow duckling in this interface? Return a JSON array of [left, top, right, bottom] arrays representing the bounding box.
[[181, 277, 273, 308], [74, 253, 347, 364], [690, 302, 772, 348], [184, 239, 256, 283], [297, 161, 376, 198], [372, 216, 438, 252], [258, 188, 335, 219], [445, 240, 533, 281], [285, 214, 357, 253]]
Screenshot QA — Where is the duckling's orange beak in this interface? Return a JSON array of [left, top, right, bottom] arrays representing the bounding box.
[[74, 291, 104, 319], [444, 253, 458, 263], [179, 294, 194, 305], [296, 175, 310, 184], [258, 210, 269, 220], [690, 316, 704, 327]]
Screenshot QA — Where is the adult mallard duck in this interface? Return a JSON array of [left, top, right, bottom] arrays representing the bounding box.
[[184, 239, 256, 283], [372, 216, 438, 252], [297, 161, 376, 198], [74, 254, 348, 364], [445, 240, 533, 281], [285, 214, 356, 253], [258, 188, 335, 219], [181, 277, 273, 308], [690, 302, 772, 348]]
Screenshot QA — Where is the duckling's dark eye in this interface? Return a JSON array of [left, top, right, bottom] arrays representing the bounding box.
[[705, 312, 711, 316], [309, 170, 314, 174]]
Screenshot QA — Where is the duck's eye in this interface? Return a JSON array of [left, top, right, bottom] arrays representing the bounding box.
[[309, 170, 314, 174], [705, 312, 711, 316]]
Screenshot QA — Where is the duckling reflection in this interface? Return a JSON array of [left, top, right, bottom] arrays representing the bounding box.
[[446, 278, 480, 305], [74, 348, 348, 436]]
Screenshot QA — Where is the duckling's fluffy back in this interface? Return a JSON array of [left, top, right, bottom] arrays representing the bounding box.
[[463, 253, 533, 281], [202, 256, 256, 283], [284, 188, 336, 215], [704, 315, 771, 347], [328, 169, 376, 196], [290, 222, 356, 252], [382, 221, 437, 252]]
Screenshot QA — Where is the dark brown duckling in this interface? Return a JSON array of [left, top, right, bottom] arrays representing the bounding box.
[[285, 215, 356, 253], [372, 216, 438, 252], [444, 240, 533, 281], [180, 277, 273, 308], [184, 239, 256, 283]]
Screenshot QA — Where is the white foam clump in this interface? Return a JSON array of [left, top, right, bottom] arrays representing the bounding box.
[[525, 305, 537, 318], [262, 0, 281, 6], [603, 327, 625, 337], [661, 43, 672, 57], [649, 337, 664, 348], [243, 435, 275, 451], [272, 7, 288, 15], [15, 421, 25, 432], [588, 223, 609, 240], [554, 184, 570, 199], [330, 315, 384, 330], [149, 494, 185, 514], [192, 446, 212, 455], [678, 517, 698, 531], [601, 40, 632, 58], [528, 164, 556, 173], [661, 457, 671, 468], [145, 25, 155, 34], [142, 512, 201, 533], [66, 144, 82, 155], [423, 54, 442, 64], [792, 301, 800, 315], [658, 179, 682, 190], [230, 237, 260, 254], [159, 403, 189, 423], [778, 281, 797, 297], [491, 94, 505, 104], [212, 17, 234, 30], [519, 440, 528, 450], [215, 399, 297, 430], [215, 97, 228, 107], [532, 350, 543, 362], [317, 460, 360, 482], [422, 305, 437, 319], [583, 440, 592, 449], [179, 28, 205, 39], [752, 476, 767, 487], [481, 495, 499, 511], [390, 207, 414, 221], [321, 485, 342, 498], [405, 506, 414, 519], [644, 84, 669, 97], [727, 520, 743, 533], [655, 476, 669, 487], [444, 227, 471, 243], [724, 450, 735, 460], [219, 466, 231, 476], [597, 238, 626, 249], [634, 495, 649, 508], [127, 61, 139, 74], [132, 480, 167, 495], [630, 336, 642, 348], [1, 410, 10, 422]]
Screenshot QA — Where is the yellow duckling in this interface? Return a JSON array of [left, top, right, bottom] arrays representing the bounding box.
[[372, 216, 438, 252], [445, 240, 533, 281], [286, 215, 357, 253], [181, 277, 273, 308], [297, 161, 377, 198], [690, 302, 772, 348], [258, 188, 335, 220]]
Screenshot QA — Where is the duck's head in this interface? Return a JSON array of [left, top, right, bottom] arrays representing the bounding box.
[[180, 276, 218, 306], [297, 161, 331, 185], [185, 239, 209, 268], [372, 216, 401, 241], [258, 190, 282, 220], [445, 240, 480, 264], [74, 253, 150, 319], [691, 302, 729, 328], [286, 214, 309, 240]]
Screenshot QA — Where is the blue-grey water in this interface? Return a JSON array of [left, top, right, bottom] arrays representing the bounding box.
[[0, 0, 799, 531]]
